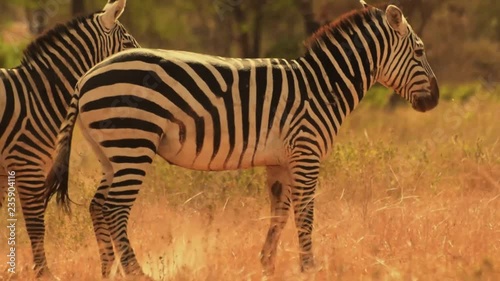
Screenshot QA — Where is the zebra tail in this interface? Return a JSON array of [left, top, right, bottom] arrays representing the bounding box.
[[44, 90, 80, 213]]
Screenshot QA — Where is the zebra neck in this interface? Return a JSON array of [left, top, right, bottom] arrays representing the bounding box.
[[12, 58, 85, 137], [298, 41, 380, 122], [20, 51, 90, 102]]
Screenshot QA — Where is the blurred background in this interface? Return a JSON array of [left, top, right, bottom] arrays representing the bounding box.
[[1, 3, 499, 279], [1, 0, 498, 86]]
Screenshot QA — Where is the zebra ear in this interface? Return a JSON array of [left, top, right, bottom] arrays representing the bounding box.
[[385, 5, 408, 37], [360, 0, 369, 8], [101, 0, 127, 30]]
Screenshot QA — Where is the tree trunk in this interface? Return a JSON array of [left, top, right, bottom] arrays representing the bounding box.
[[233, 5, 250, 57], [251, 0, 267, 57], [295, 0, 320, 36], [71, 0, 85, 17], [27, 7, 47, 35]]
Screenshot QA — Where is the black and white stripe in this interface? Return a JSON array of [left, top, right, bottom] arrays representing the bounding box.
[[0, 0, 138, 276], [45, 3, 439, 277]]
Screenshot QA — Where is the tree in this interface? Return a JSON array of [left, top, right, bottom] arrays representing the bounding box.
[[27, 7, 48, 35], [71, 0, 85, 16], [232, 0, 268, 57], [295, 0, 320, 36], [397, 0, 448, 37]]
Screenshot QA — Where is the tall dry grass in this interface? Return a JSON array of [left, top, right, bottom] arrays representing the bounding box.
[[1, 87, 499, 280]]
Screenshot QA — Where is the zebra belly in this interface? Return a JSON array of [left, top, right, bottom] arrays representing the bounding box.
[[157, 124, 286, 171]]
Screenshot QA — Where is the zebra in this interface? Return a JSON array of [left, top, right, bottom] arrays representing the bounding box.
[[0, 0, 139, 276], [45, 2, 439, 277]]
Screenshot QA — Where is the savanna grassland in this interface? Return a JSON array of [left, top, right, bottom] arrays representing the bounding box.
[[1, 84, 499, 281]]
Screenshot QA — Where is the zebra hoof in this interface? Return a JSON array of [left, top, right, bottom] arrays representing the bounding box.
[[123, 275, 155, 281], [262, 266, 275, 277], [32, 264, 59, 280], [300, 257, 316, 273], [37, 270, 61, 281], [260, 253, 276, 276]]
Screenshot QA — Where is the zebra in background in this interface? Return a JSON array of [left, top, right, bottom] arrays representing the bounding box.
[[0, 0, 139, 276], [45, 2, 439, 277]]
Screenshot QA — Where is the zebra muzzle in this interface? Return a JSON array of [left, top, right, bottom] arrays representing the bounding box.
[[412, 77, 439, 112]]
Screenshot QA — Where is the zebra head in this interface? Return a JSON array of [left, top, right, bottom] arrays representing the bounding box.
[[377, 5, 439, 112], [98, 0, 140, 54]]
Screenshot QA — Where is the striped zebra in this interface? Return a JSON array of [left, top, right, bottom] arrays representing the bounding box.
[[0, 0, 138, 276], [45, 2, 439, 277]]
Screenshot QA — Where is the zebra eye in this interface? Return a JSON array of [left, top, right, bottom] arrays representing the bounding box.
[[415, 49, 424, 57]]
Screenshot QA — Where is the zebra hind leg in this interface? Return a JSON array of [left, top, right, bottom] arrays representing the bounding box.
[[89, 173, 115, 277], [81, 117, 118, 278], [79, 107, 160, 278], [260, 166, 292, 275], [102, 156, 157, 277]]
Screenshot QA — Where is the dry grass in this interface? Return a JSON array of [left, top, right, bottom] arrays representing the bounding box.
[[1, 88, 499, 280]]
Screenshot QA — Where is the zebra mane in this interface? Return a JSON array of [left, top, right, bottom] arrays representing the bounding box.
[[305, 6, 385, 51], [21, 11, 101, 65]]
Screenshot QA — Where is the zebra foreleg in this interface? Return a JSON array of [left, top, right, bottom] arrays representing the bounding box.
[[0, 169, 7, 207], [260, 166, 292, 275], [291, 159, 319, 272], [14, 171, 51, 277]]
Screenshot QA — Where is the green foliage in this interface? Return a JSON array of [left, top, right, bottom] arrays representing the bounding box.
[[117, 0, 500, 82], [475, 0, 500, 40], [439, 83, 480, 102], [362, 85, 392, 108], [1, 0, 499, 82], [437, 82, 500, 103], [0, 39, 26, 68]]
